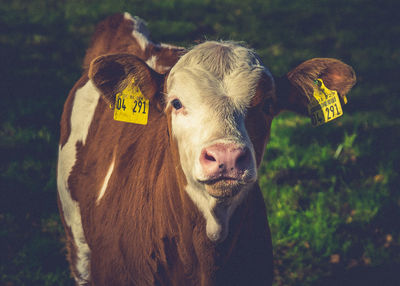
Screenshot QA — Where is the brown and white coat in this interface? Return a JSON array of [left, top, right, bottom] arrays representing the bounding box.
[[57, 12, 356, 286]]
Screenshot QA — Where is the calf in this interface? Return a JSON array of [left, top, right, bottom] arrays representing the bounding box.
[[57, 12, 356, 285]]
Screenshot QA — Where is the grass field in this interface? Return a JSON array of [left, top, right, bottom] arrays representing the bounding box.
[[1, 0, 399, 285]]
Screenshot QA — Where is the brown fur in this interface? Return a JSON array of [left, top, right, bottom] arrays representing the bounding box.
[[83, 13, 185, 74], [275, 58, 356, 115], [287, 58, 356, 99], [89, 54, 164, 109], [58, 13, 356, 286], [65, 85, 273, 284], [57, 195, 83, 283]]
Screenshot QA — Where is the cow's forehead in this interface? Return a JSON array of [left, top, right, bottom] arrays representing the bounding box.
[[169, 41, 265, 77], [167, 69, 254, 115], [167, 41, 270, 111]]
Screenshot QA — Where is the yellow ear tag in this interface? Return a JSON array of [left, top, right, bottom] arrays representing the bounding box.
[[113, 78, 149, 125], [308, 79, 344, 127]]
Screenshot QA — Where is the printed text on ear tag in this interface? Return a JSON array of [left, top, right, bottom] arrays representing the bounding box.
[[308, 79, 344, 127], [113, 78, 149, 125]]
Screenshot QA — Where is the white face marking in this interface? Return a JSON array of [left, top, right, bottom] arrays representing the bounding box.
[[96, 158, 115, 204], [57, 80, 100, 283], [168, 69, 258, 180], [166, 41, 268, 242]]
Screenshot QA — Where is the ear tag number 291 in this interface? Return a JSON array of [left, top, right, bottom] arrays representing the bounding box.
[[113, 78, 149, 125], [308, 79, 345, 127]]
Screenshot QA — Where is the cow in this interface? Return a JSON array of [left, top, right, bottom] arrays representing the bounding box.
[[57, 12, 356, 286]]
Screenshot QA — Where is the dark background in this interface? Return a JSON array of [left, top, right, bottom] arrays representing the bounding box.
[[1, 0, 399, 285]]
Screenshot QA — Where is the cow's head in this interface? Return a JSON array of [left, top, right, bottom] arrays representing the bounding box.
[[89, 41, 355, 242]]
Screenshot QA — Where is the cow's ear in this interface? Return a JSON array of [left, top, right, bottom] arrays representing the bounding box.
[[274, 58, 356, 115], [88, 54, 164, 109]]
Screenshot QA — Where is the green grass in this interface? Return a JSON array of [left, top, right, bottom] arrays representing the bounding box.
[[260, 111, 400, 285], [1, 0, 399, 285]]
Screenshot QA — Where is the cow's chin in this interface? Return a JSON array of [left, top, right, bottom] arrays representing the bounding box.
[[202, 178, 255, 201], [202, 179, 248, 200]]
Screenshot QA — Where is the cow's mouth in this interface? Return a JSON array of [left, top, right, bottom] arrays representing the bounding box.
[[199, 177, 246, 199]]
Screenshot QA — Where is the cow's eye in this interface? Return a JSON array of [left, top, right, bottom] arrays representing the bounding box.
[[171, 99, 183, 110]]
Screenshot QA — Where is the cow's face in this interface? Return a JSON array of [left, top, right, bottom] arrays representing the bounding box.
[[89, 42, 356, 242], [165, 42, 275, 241]]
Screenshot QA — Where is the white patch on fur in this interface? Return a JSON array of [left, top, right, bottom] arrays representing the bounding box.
[[96, 159, 115, 204], [166, 41, 267, 241], [124, 12, 151, 52], [146, 55, 172, 73], [57, 80, 100, 283], [123, 12, 134, 21], [125, 12, 184, 74], [145, 55, 158, 70], [132, 31, 150, 52], [160, 42, 184, 49], [158, 65, 174, 74]]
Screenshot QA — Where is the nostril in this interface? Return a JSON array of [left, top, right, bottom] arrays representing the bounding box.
[[200, 144, 252, 177], [234, 148, 250, 169], [205, 152, 216, 162]]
